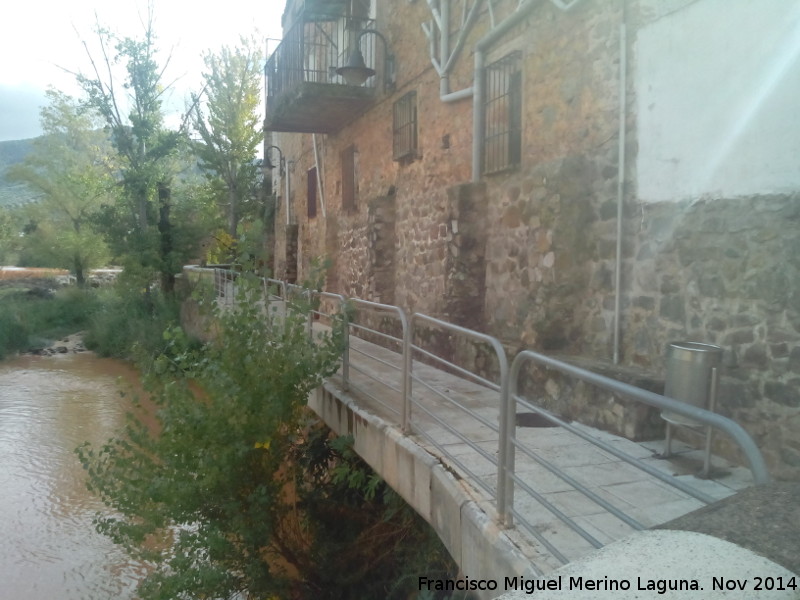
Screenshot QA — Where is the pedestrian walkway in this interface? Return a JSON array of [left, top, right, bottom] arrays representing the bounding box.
[[188, 267, 788, 599], [318, 325, 754, 574]]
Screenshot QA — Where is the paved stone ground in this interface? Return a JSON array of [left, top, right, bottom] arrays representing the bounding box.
[[658, 482, 800, 576], [320, 323, 764, 574]]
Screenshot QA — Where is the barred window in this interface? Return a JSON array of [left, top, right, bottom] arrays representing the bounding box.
[[393, 91, 418, 161], [307, 167, 317, 219], [483, 52, 522, 174]]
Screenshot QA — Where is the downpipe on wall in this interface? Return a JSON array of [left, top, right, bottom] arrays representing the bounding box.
[[312, 134, 326, 218], [285, 159, 292, 226], [613, 22, 627, 365]]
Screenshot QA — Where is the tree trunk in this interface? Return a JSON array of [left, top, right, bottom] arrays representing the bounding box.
[[228, 186, 238, 239], [158, 181, 175, 294], [74, 254, 85, 288]]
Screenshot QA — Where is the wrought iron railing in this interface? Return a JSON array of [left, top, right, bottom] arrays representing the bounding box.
[[265, 17, 377, 103]]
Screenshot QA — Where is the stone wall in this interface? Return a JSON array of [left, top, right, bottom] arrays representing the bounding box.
[[367, 194, 396, 304], [283, 224, 299, 283], [620, 196, 800, 479], [268, 0, 800, 479], [443, 182, 488, 330]]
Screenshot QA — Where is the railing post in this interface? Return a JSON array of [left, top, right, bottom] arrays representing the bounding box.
[[496, 348, 513, 528], [227, 270, 236, 307], [401, 310, 411, 433], [341, 297, 350, 392]]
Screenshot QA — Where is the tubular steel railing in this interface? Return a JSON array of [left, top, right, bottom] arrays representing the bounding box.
[[502, 349, 771, 551], [262, 277, 286, 302], [345, 298, 410, 421], [199, 268, 772, 564], [408, 313, 510, 511], [309, 289, 349, 382]]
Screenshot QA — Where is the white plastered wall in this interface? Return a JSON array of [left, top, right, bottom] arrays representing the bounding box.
[[635, 0, 800, 202]]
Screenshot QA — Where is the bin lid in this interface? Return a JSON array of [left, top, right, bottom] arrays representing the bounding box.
[[667, 341, 723, 365]]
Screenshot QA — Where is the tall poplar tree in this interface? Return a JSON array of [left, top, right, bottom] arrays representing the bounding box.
[[74, 8, 185, 291], [191, 39, 264, 238]]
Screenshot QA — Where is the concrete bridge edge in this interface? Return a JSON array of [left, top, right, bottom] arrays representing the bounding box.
[[309, 381, 544, 600]]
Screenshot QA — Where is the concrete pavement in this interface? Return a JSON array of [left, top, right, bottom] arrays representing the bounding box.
[[495, 529, 798, 600]]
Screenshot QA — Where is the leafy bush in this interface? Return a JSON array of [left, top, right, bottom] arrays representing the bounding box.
[[0, 305, 28, 358], [83, 285, 180, 359], [78, 275, 456, 599], [79, 275, 339, 599], [0, 285, 100, 358]]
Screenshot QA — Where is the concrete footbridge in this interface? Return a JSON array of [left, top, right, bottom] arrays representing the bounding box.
[[186, 267, 798, 599]]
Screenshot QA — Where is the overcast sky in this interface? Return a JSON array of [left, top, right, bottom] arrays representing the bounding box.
[[0, 0, 285, 141]]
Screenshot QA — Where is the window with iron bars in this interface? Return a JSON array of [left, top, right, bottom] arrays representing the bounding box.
[[307, 167, 317, 219], [483, 52, 522, 175], [393, 91, 418, 161]]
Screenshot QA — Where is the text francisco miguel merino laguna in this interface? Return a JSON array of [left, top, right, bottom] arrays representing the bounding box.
[[418, 575, 705, 595]]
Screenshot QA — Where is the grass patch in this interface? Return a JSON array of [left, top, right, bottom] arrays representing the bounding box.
[[0, 286, 100, 358], [0, 279, 181, 361], [83, 286, 181, 359]]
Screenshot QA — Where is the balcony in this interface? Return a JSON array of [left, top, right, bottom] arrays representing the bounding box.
[[265, 17, 378, 134]]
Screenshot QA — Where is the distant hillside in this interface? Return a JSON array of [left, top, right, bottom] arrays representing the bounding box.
[[0, 138, 34, 167], [0, 138, 39, 208]]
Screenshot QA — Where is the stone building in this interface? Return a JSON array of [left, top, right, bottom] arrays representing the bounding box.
[[264, 0, 800, 479]]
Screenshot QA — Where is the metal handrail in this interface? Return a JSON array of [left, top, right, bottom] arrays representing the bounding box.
[[308, 290, 348, 384], [197, 267, 772, 564], [409, 313, 510, 517], [213, 268, 239, 307], [509, 350, 770, 481], [502, 350, 771, 532], [263, 277, 286, 301], [346, 298, 409, 422]]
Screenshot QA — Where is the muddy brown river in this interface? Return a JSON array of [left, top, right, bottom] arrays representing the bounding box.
[[0, 352, 148, 598]]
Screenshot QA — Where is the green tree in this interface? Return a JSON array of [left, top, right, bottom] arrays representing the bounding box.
[[0, 208, 24, 265], [79, 277, 343, 599], [78, 276, 455, 599], [191, 39, 264, 239], [7, 90, 113, 285], [75, 9, 186, 291]]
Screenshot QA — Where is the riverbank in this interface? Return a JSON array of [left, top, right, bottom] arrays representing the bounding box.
[[25, 332, 87, 356], [0, 284, 99, 360]]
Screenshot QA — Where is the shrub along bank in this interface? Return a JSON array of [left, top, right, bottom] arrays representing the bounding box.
[[77, 273, 459, 600], [0, 274, 181, 361], [0, 282, 100, 359]]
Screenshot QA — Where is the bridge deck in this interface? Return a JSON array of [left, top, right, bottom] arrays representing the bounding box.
[[321, 325, 753, 573]]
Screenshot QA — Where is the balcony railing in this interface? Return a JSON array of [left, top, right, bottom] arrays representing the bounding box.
[[265, 17, 378, 133]]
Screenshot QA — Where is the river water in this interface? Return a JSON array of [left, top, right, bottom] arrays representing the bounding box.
[[0, 352, 148, 599]]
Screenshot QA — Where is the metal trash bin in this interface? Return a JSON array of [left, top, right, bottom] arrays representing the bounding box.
[[661, 341, 723, 477], [662, 342, 723, 426]]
